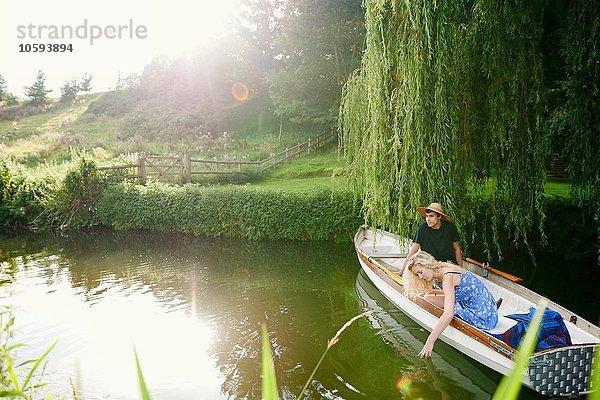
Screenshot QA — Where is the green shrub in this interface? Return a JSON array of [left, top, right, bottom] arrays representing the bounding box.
[[39, 157, 113, 229], [0, 160, 55, 230], [97, 182, 362, 242]]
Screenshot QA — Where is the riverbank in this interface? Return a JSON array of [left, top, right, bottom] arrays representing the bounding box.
[[1, 151, 597, 263]]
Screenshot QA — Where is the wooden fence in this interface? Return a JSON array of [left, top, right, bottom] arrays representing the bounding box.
[[97, 132, 336, 185]]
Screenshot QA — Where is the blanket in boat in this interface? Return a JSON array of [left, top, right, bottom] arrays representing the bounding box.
[[490, 307, 572, 351]]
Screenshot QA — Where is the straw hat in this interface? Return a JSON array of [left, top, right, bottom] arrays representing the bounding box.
[[417, 202, 451, 222]]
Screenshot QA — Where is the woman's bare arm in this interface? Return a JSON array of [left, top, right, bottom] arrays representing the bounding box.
[[419, 275, 456, 357]]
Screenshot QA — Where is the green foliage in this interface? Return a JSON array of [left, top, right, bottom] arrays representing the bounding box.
[[78, 73, 93, 93], [0, 162, 10, 203], [268, 0, 365, 131], [0, 74, 18, 107], [0, 74, 19, 109], [1, 93, 19, 107], [42, 157, 107, 229], [0, 160, 55, 231], [540, 197, 597, 260], [547, 0, 599, 262], [549, 0, 599, 200], [24, 70, 52, 106], [60, 79, 80, 104], [97, 182, 362, 242], [0, 75, 6, 99], [339, 0, 548, 256]]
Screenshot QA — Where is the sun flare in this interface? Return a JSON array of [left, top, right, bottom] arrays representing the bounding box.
[[149, 0, 240, 57]]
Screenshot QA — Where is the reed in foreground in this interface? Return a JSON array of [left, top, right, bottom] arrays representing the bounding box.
[[261, 311, 371, 400], [492, 299, 547, 400]]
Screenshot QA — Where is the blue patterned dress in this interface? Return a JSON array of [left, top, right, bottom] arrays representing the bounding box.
[[446, 271, 498, 330]]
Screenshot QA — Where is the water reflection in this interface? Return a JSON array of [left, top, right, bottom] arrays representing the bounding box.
[[1, 231, 360, 399], [0, 230, 553, 399]]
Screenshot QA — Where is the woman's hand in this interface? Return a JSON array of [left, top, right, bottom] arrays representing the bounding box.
[[419, 338, 435, 358]]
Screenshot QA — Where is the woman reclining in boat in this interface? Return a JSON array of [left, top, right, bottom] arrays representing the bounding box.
[[403, 251, 499, 358]]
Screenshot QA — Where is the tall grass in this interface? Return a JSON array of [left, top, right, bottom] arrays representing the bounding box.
[[1, 262, 59, 399]]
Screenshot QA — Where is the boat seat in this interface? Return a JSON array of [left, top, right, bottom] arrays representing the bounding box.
[[485, 315, 519, 335]]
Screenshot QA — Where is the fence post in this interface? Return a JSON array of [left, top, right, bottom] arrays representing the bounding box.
[[139, 153, 146, 185], [316, 135, 320, 149], [308, 138, 311, 155], [183, 154, 191, 184]]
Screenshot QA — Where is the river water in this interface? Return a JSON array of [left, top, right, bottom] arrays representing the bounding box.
[[0, 230, 596, 399]]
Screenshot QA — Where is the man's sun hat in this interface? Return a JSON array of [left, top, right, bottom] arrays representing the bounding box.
[[417, 202, 451, 222]]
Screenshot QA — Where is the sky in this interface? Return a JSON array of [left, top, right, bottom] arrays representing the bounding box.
[[1, 0, 240, 97]]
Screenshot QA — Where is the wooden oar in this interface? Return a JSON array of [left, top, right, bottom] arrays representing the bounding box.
[[466, 257, 524, 283], [367, 256, 404, 285]]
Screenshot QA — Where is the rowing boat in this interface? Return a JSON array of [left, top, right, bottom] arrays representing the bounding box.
[[354, 225, 599, 397]]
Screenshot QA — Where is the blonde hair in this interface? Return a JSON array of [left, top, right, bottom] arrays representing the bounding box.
[[402, 251, 445, 299]]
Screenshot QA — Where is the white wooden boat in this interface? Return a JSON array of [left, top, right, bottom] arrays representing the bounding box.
[[354, 226, 599, 397]]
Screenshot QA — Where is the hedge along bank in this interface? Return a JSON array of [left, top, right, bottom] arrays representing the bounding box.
[[96, 182, 597, 260], [96, 182, 363, 242], [1, 158, 595, 260]]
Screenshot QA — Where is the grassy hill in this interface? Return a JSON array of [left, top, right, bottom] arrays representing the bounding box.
[[0, 91, 322, 175], [0, 92, 572, 199]]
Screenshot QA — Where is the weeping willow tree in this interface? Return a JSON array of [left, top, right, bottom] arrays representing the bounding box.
[[551, 0, 600, 263], [339, 0, 548, 256]]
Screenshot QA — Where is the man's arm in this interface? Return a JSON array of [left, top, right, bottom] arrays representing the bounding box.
[[453, 241, 462, 266]]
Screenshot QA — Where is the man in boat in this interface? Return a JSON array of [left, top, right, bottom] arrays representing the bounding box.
[[399, 202, 462, 275]]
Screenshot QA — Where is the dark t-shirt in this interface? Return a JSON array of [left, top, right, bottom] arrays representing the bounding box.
[[413, 221, 460, 264]]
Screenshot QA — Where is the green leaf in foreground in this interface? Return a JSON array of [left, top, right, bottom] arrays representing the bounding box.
[[261, 323, 278, 400], [134, 348, 152, 400], [492, 299, 548, 400], [22, 339, 58, 391], [590, 344, 600, 400]]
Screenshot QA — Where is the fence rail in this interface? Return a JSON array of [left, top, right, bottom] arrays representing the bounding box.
[[98, 132, 336, 185]]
